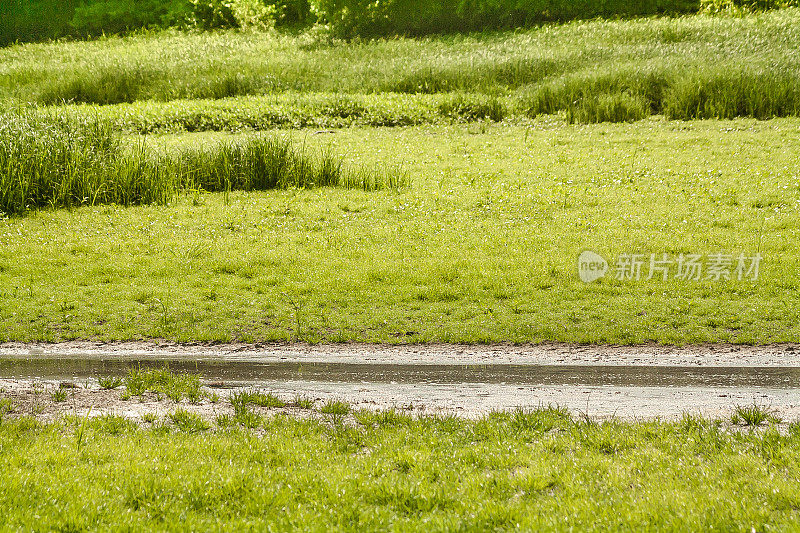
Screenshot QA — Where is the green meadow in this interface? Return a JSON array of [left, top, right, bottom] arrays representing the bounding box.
[[0, 406, 799, 531], [1, 119, 798, 344]]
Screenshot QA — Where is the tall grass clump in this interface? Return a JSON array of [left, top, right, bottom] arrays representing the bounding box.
[[519, 62, 800, 122], [0, 111, 172, 216], [167, 135, 409, 192], [0, 112, 406, 216], [663, 66, 800, 120], [173, 138, 341, 191]]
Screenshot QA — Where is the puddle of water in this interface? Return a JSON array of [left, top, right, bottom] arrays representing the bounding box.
[[1, 358, 800, 388]]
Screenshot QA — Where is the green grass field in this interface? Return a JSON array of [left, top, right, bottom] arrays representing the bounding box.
[[1, 119, 798, 344], [0, 408, 799, 530]]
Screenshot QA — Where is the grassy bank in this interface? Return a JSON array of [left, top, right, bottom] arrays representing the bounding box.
[[3, 10, 800, 122], [1, 120, 798, 344], [47, 92, 510, 134], [0, 407, 798, 530]]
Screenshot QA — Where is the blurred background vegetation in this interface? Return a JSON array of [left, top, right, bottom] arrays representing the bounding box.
[[2, 0, 798, 46]]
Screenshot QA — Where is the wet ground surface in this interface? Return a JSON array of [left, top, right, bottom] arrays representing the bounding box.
[[1, 342, 800, 420], [2, 358, 800, 388]]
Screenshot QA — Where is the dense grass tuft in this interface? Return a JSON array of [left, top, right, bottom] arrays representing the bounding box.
[[731, 404, 782, 427]]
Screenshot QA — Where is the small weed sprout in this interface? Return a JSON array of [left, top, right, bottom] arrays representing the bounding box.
[[98, 376, 123, 390], [50, 388, 67, 403], [294, 395, 314, 409], [320, 399, 350, 425], [141, 413, 158, 424], [75, 408, 92, 452], [282, 292, 305, 340]]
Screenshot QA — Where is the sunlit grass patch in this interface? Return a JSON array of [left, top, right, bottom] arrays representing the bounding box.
[[122, 365, 204, 403], [169, 408, 210, 433], [230, 389, 286, 410], [0, 119, 798, 344], [4, 10, 800, 123]]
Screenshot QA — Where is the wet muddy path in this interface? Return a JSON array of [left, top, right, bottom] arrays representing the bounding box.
[[2, 342, 799, 420]]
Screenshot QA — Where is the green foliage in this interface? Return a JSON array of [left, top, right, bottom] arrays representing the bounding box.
[[0, 0, 188, 46], [0, 0, 309, 47], [188, 0, 279, 30], [315, 0, 701, 38], [70, 0, 191, 37], [701, 0, 799, 14], [2, 0, 799, 47], [0, 0, 76, 46]]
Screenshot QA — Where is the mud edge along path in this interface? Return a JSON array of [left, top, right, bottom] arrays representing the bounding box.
[[1, 342, 800, 422]]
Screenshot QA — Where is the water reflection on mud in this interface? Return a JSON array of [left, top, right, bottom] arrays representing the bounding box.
[[1, 358, 799, 388]]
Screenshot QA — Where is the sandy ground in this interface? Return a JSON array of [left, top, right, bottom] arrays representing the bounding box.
[[2, 341, 800, 366], [1, 342, 799, 423], [1, 377, 797, 424]]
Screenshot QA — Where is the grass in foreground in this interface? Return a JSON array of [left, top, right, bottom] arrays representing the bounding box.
[[0, 119, 798, 344], [0, 408, 798, 530]]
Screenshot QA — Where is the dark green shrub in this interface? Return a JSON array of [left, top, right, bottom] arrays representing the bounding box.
[[700, 0, 799, 13], [0, 0, 76, 46], [314, 0, 702, 38], [70, 0, 190, 37]]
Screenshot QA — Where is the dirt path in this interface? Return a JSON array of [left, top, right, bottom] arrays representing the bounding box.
[[1, 342, 799, 422]]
